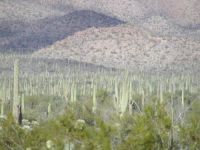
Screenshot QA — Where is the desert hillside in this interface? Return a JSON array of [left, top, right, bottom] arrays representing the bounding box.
[[68, 0, 200, 39], [1, 10, 122, 52], [0, 0, 123, 52], [0, 0, 200, 71], [68, 0, 200, 28], [33, 25, 200, 72], [1, 0, 199, 52]]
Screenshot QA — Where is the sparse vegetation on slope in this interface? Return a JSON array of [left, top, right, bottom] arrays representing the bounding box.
[[33, 25, 200, 72]]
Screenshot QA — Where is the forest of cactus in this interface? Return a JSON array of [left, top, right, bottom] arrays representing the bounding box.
[[1, 0, 199, 149], [0, 54, 199, 150]]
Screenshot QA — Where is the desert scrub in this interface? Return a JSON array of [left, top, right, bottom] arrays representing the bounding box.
[[24, 95, 65, 122], [0, 113, 28, 150], [118, 104, 173, 150], [180, 100, 200, 149], [1, 101, 200, 150], [24, 107, 116, 150], [0, 110, 115, 150]]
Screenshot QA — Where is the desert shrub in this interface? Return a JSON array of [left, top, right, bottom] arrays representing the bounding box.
[[25, 107, 116, 150], [118, 103, 172, 150], [180, 100, 200, 149], [24, 95, 65, 121], [96, 89, 110, 105], [0, 108, 116, 150], [1, 93, 200, 150], [0, 113, 28, 150]]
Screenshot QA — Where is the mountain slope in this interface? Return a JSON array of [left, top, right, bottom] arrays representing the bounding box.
[[1, 0, 199, 53], [0, 10, 123, 52], [33, 25, 200, 72], [69, 0, 200, 28]]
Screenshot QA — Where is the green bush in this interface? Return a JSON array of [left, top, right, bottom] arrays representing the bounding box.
[[118, 104, 172, 150], [180, 100, 200, 149], [0, 95, 200, 150]]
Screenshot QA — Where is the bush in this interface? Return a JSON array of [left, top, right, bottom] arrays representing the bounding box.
[[180, 100, 200, 149], [118, 104, 172, 150]]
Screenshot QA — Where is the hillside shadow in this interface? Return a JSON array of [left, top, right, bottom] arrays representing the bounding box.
[[1, 10, 123, 52]]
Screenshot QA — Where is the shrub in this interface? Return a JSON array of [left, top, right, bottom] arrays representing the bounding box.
[[118, 104, 172, 150]]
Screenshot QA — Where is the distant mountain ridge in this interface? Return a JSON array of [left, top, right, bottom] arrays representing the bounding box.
[[68, 0, 200, 28], [0, 0, 200, 72], [0, 9, 123, 52], [1, 0, 199, 53], [33, 25, 200, 72]]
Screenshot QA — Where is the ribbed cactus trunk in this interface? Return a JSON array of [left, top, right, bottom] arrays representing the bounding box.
[[114, 80, 119, 111], [141, 89, 145, 110], [21, 93, 25, 114], [0, 89, 4, 117], [181, 85, 184, 110], [47, 103, 51, 116], [119, 80, 129, 117], [92, 84, 97, 113], [70, 82, 77, 102], [1, 100, 4, 117], [160, 82, 164, 103], [13, 59, 22, 124]]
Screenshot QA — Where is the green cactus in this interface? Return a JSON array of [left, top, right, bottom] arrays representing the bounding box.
[[21, 93, 25, 114], [13, 59, 21, 124], [92, 84, 97, 113], [119, 79, 129, 117], [47, 103, 51, 116], [181, 84, 185, 110], [70, 82, 77, 103], [160, 82, 164, 103], [142, 89, 145, 110], [0, 89, 4, 117]]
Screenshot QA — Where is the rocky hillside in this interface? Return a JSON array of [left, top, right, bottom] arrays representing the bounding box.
[[1, 0, 199, 52], [69, 0, 200, 28], [0, 0, 123, 52], [67, 0, 200, 39], [33, 25, 200, 72], [1, 10, 122, 52], [1, 0, 200, 72]]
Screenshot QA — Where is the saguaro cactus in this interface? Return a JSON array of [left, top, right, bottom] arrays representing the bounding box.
[[160, 82, 164, 103], [141, 89, 145, 110], [47, 103, 51, 116], [13, 59, 21, 124], [70, 82, 77, 102], [181, 84, 184, 110], [92, 84, 97, 113], [119, 80, 129, 117], [114, 80, 119, 110], [0, 89, 4, 117], [21, 93, 25, 114]]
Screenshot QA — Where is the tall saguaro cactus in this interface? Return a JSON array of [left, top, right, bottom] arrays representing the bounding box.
[[0, 89, 4, 117], [70, 82, 77, 102], [119, 79, 129, 117], [47, 103, 51, 116], [21, 93, 25, 114], [160, 82, 164, 103], [181, 84, 185, 110], [92, 84, 97, 113], [13, 59, 21, 124]]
